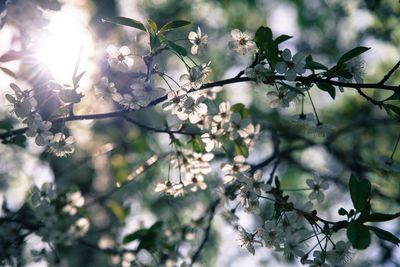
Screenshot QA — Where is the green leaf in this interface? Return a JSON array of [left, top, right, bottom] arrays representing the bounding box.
[[231, 103, 250, 119], [149, 32, 162, 50], [102, 17, 147, 32], [8, 134, 26, 148], [316, 82, 336, 99], [254, 26, 279, 68], [123, 229, 148, 244], [365, 0, 381, 10], [305, 56, 328, 70], [384, 92, 400, 101], [234, 139, 249, 158], [347, 221, 371, 250], [363, 212, 400, 222], [159, 20, 190, 33], [274, 34, 292, 44], [147, 19, 157, 32], [383, 104, 400, 119], [106, 200, 129, 222], [0, 120, 13, 131], [123, 221, 163, 246], [338, 46, 370, 65], [349, 174, 371, 213], [368, 226, 400, 246], [167, 40, 188, 56], [191, 136, 205, 153]]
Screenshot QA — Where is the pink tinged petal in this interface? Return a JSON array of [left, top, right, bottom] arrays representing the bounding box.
[[202, 153, 214, 161], [282, 49, 292, 61], [189, 113, 201, 124], [234, 155, 246, 163], [188, 31, 197, 41], [177, 112, 188, 121], [285, 69, 297, 81], [191, 45, 199, 55], [119, 46, 130, 55], [197, 103, 208, 114], [106, 45, 119, 58], [231, 29, 243, 40], [205, 142, 215, 152], [243, 31, 254, 40], [124, 57, 134, 67], [197, 26, 202, 36]]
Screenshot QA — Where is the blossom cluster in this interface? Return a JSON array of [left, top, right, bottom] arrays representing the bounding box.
[[6, 83, 76, 155]]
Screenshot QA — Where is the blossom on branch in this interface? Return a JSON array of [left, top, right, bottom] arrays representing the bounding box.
[[228, 29, 256, 55], [188, 26, 208, 55]]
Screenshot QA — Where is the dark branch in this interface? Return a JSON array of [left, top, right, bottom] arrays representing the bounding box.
[[379, 60, 400, 85], [189, 199, 220, 267], [2, 73, 400, 141]]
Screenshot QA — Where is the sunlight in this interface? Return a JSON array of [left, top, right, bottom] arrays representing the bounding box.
[[35, 7, 94, 83]]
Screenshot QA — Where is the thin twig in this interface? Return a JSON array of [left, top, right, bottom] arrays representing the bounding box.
[[379, 60, 400, 85], [189, 199, 220, 267]]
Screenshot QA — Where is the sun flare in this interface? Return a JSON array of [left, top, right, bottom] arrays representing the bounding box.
[[35, 8, 94, 83]]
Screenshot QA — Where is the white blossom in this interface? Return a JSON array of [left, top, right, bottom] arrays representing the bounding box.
[[6, 83, 37, 118], [107, 45, 134, 72], [237, 226, 256, 255], [306, 174, 329, 202], [177, 95, 208, 124], [24, 114, 53, 146], [130, 79, 166, 106], [276, 49, 306, 81], [155, 180, 176, 195], [162, 90, 187, 114], [245, 64, 271, 83], [228, 29, 256, 55], [95, 77, 116, 99], [282, 231, 305, 258], [213, 101, 233, 126], [221, 155, 250, 184], [188, 27, 208, 55], [257, 221, 284, 248], [326, 241, 351, 265], [48, 133, 75, 157], [338, 58, 364, 92], [179, 62, 211, 91], [63, 191, 85, 215], [266, 87, 299, 108], [238, 123, 260, 147], [303, 251, 330, 267], [201, 130, 223, 152]]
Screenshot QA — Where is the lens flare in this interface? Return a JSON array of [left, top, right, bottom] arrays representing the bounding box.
[[35, 8, 94, 83]]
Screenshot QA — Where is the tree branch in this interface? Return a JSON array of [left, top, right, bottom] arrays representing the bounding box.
[[189, 199, 220, 267], [379, 60, 400, 85], [1, 73, 399, 141]]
